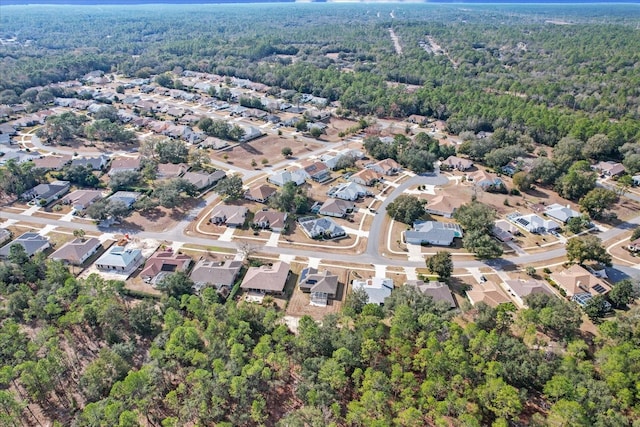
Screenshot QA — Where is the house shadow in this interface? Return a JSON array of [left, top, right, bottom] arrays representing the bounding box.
[[448, 277, 471, 296], [237, 144, 262, 156]]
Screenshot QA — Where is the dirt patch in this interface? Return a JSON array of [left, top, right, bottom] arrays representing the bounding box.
[[212, 135, 323, 170], [125, 200, 199, 233]]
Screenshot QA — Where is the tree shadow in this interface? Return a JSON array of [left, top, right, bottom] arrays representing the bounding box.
[[140, 207, 166, 222]]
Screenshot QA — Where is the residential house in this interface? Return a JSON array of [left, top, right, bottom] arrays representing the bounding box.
[[367, 158, 402, 176], [182, 170, 226, 190], [140, 249, 192, 284], [240, 125, 264, 142], [491, 219, 521, 242], [244, 184, 277, 204], [352, 277, 394, 306], [592, 161, 625, 177], [404, 221, 463, 246], [441, 156, 474, 171], [240, 261, 291, 295], [508, 212, 560, 233], [503, 279, 555, 307], [200, 136, 229, 150], [545, 203, 582, 224], [108, 156, 141, 175], [406, 114, 428, 125], [0, 232, 50, 259], [108, 191, 141, 208], [318, 198, 356, 218], [61, 189, 104, 211], [50, 237, 101, 265], [405, 280, 456, 308], [157, 163, 188, 179], [425, 194, 466, 218], [321, 149, 364, 170], [252, 210, 288, 232], [190, 259, 243, 294], [550, 264, 611, 298], [466, 282, 511, 307], [268, 169, 306, 187], [209, 205, 248, 227], [349, 169, 380, 187], [0, 150, 40, 166], [468, 170, 505, 191], [32, 155, 72, 171], [298, 217, 346, 240], [298, 267, 339, 306], [70, 155, 109, 171], [21, 181, 70, 205], [327, 182, 369, 201], [300, 160, 331, 183], [95, 245, 143, 272]]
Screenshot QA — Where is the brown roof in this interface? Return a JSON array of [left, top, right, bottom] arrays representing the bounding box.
[[442, 156, 473, 170], [190, 259, 242, 288], [405, 280, 456, 308], [245, 184, 277, 202], [240, 261, 290, 293], [109, 156, 141, 173], [504, 279, 554, 300], [157, 163, 188, 178], [426, 194, 466, 216], [140, 249, 192, 280], [550, 264, 611, 297], [350, 168, 379, 185], [209, 205, 248, 226], [300, 160, 328, 176], [466, 282, 511, 307], [299, 268, 339, 294], [50, 237, 101, 264], [374, 158, 402, 173], [61, 189, 104, 208], [32, 155, 72, 170], [253, 210, 288, 229]]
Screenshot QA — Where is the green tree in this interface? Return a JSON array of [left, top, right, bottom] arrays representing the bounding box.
[[477, 377, 523, 421], [454, 201, 503, 258], [425, 251, 453, 279], [216, 175, 244, 200], [157, 271, 194, 299], [270, 181, 309, 214], [281, 147, 293, 158], [155, 73, 174, 88], [386, 195, 425, 224], [578, 188, 618, 220], [94, 105, 119, 122], [555, 161, 597, 201], [566, 235, 612, 266], [547, 400, 589, 427], [512, 171, 533, 192], [530, 157, 559, 185], [153, 178, 197, 208], [155, 139, 189, 164], [583, 295, 610, 322], [109, 170, 141, 192], [608, 279, 638, 308]]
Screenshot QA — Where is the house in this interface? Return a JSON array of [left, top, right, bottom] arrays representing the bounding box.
[[32, 155, 72, 171], [157, 163, 188, 179], [240, 261, 290, 295], [70, 155, 109, 171], [425, 195, 466, 218], [95, 245, 143, 272], [21, 181, 70, 205], [190, 259, 243, 294], [503, 279, 555, 307], [298, 267, 339, 306], [321, 149, 364, 170], [108, 156, 141, 175], [468, 170, 505, 191], [628, 238, 640, 252], [508, 212, 560, 233], [318, 198, 356, 218], [0, 228, 10, 246], [140, 249, 192, 284], [61, 189, 104, 211], [491, 220, 521, 242], [571, 292, 612, 309], [182, 170, 226, 190], [367, 158, 402, 176], [0, 150, 40, 166], [327, 182, 369, 201], [298, 217, 346, 240], [349, 169, 380, 186], [252, 210, 288, 232], [209, 205, 248, 227], [200, 136, 229, 150], [550, 264, 611, 298], [244, 184, 277, 204], [268, 169, 306, 187], [442, 156, 473, 171], [300, 160, 331, 183], [108, 191, 141, 208], [404, 221, 463, 246], [405, 280, 456, 308], [50, 237, 101, 265], [592, 161, 625, 177], [407, 114, 428, 125], [352, 277, 394, 305], [0, 232, 50, 259], [466, 282, 511, 307], [239, 125, 264, 142], [544, 203, 582, 224]]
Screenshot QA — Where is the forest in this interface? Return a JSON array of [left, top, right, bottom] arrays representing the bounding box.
[[2, 2, 640, 425]]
